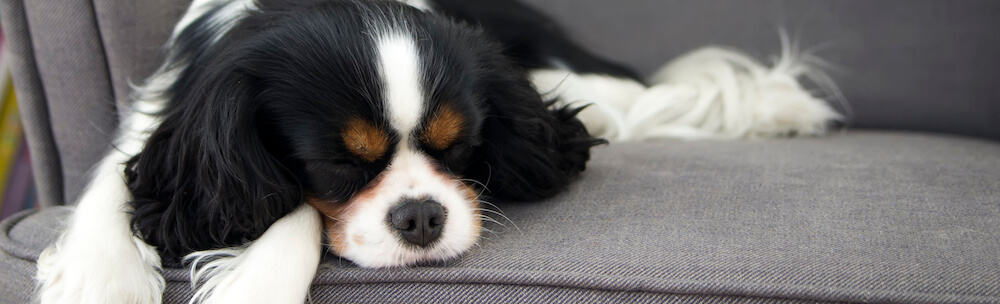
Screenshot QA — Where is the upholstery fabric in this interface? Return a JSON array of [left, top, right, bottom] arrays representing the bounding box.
[[0, 0, 65, 207], [1, 0, 999, 206], [528, 0, 1000, 140], [1, 0, 998, 303], [92, 0, 185, 116], [3, 132, 999, 304], [18, 0, 121, 206]]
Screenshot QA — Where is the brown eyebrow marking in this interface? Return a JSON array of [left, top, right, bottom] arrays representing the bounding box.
[[341, 118, 390, 162], [421, 104, 465, 150]]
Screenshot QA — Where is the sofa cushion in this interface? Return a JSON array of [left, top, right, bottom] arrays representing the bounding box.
[[3, 132, 999, 303]]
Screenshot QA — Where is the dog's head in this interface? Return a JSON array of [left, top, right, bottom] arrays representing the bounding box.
[[128, 0, 601, 267]]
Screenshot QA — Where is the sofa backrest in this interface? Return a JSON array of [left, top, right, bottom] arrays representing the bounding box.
[[533, 0, 1000, 141], [2, 0, 998, 206]]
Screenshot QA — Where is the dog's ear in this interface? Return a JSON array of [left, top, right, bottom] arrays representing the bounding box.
[[467, 63, 605, 202], [126, 52, 301, 261]]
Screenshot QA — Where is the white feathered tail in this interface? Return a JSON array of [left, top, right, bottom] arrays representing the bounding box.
[[532, 35, 844, 141]]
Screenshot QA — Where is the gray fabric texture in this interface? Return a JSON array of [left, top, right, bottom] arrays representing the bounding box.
[[525, 0, 1000, 140], [21, 0, 122, 205], [0, 244, 35, 304], [243, 284, 838, 304], [1, 0, 998, 303], [0, 0, 65, 207], [2, 0, 1000, 207], [3, 132, 999, 304], [92, 0, 186, 118]]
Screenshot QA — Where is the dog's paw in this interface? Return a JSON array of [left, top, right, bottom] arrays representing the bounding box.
[[36, 237, 165, 304], [188, 248, 313, 304], [188, 205, 321, 304]]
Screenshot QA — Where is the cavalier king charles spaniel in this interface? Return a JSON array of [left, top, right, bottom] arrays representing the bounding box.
[[36, 0, 640, 303]]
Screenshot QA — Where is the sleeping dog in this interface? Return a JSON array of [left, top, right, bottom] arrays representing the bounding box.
[[36, 0, 634, 302], [37, 0, 840, 302]]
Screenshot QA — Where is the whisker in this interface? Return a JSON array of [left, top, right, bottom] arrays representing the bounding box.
[[477, 200, 502, 210], [474, 206, 521, 232], [457, 178, 490, 192], [474, 211, 504, 223], [475, 214, 507, 228]]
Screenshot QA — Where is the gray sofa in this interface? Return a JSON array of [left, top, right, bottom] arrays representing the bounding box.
[[2, 0, 998, 303]]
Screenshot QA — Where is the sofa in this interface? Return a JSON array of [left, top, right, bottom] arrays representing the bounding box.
[[2, 0, 998, 303]]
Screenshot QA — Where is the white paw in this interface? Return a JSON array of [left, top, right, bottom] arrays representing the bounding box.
[[36, 235, 165, 304], [188, 205, 321, 304], [189, 247, 315, 304], [189, 250, 276, 304]]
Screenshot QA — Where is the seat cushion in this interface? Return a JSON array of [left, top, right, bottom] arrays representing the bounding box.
[[3, 131, 999, 303]]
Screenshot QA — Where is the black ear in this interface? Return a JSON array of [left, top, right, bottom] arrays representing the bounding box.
[[126, 53, 301, 262], [469, 66, 605, 202]]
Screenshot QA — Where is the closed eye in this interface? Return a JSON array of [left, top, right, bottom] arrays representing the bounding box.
[[302, 160, 379, 201], [435, 143, 476, 175]]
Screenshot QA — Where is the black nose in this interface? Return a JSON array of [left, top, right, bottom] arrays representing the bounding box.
[[389, 199, 445, 247]]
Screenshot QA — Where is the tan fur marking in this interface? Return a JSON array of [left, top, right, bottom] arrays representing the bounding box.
[[341, 118, 390, 162], [307, 174, 387, 256], [307, 198, 352, 254], [421, 105, 464, 150]]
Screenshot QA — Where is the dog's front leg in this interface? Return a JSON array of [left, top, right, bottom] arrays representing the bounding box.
[[186, 204, 323, 304], [36, 149, 166, 304]]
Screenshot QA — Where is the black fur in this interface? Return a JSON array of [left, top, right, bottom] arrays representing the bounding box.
[[127, 0, 611, 263], [430, 0, 643, 81], [464, 49, 606, 201]]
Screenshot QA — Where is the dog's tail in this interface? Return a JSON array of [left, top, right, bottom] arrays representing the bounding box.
[[533, 33, 846, 141]]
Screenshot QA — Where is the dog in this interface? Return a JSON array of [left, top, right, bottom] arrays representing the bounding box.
[[37, 0, 844, 302], [35, 0, 644, 303]]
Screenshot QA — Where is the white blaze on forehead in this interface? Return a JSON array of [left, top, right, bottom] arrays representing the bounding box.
[[332, 33, 483, 267], [377, 34, 425, 144]]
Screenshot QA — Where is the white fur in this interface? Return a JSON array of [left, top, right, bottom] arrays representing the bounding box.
[[185, 204, 323, 304], [328, 31, 481, 268], [165, 1, 331, 302], [398, 0, 433, 11], [531, 72, 646, 139], [36, 0, 262, 302], [134, 0, 257, 107], [35, 97, 166, 304], [172, 0, 257, 45], [378, 34, 425, 137], [532, 35, 843, 141], [335, 151, 481, 268]]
